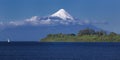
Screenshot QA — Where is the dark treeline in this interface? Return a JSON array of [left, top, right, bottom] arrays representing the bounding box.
[[78, 28, 117, 36]]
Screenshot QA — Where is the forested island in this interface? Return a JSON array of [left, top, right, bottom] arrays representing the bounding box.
[[41, 28, 120, 42]]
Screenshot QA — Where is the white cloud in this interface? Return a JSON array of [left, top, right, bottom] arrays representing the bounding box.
[[0, 16, 108, 27], [77, 20, 108, 25], [8, 21, 25, 26], [39, 19, 53, 24], [26, 16, 38, 22], [25, 17, 54, 25]]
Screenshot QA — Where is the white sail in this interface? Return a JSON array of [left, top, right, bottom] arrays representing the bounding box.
[[8, 38, 10, 43]]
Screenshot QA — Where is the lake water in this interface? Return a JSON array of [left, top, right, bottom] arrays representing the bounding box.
[[0, 42, 120, 60]]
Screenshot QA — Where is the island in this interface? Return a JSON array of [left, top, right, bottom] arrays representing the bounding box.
[[41, 28, 120, 42]]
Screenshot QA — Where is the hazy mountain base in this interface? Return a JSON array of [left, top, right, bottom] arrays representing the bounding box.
[[41, 35, 120, 42]]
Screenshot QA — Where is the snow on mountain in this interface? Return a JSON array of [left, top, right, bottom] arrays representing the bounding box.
[[51, 9, 74, 20]]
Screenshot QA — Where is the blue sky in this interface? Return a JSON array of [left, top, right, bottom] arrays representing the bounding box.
[[0, 0, 120, 33]]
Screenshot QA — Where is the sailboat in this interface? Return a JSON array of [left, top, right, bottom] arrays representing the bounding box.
[[7, 38, 10, 43]]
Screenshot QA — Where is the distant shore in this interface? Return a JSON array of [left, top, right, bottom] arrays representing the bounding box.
[[41, 28, 120, 42]]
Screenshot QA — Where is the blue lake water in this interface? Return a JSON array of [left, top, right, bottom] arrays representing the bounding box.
[[0, 42, 120, 60]]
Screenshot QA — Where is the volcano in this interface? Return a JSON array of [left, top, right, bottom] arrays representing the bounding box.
[[0, 9, 102, 41]]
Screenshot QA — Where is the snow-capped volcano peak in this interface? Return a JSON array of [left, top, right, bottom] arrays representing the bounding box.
[[51, 9, 74, 20]]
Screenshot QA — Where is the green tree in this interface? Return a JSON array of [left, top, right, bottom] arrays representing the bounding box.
[[109, 32, 117, 36], [78, 28, 95, 36], [95, 30, 106, 36], [67, 33, 76, 36]]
